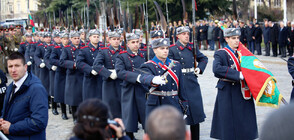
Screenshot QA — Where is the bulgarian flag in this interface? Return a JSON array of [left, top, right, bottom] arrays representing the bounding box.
[[237, 43, 283, 108], [28, 14, 35, 33]]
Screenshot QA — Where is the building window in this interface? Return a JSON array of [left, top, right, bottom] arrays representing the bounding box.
[[9, 5, 12, 13], [274, 0, 281, 7]]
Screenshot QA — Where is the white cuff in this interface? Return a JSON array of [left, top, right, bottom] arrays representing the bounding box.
[[240, 72, 244, 80]]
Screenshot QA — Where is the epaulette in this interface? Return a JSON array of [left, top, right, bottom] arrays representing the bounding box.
[[38, 43, 43, 46], [170, 44, 176, 48], [119, 51, 127, 54], [81, 46, 89, 49], [107, 44, 111, 47], [49, 44, 55, 46], [81, 43, 85, 46], [100, 44, 105, 47], [20, 42, 25, 45], [54, 46, 61, 49], [189, 42, 194, 45], [29, 42, 34, 44], [140, 48, 147, 51], [64, 45, 71, 48], [100, 47, 109, 50]]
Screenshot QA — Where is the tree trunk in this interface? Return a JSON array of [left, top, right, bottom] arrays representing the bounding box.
[[233, 0, 237, 20], [269, 0, 272, 10]]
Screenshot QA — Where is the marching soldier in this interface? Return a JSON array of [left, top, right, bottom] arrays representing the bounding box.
[[79, 29, 87, 45], [139, 38, 189, 120], [148, 30, 164, 59], [60, 31, 84, 123], [44, 31, 62, 115], [132, 29, 146, 49], [115, 33, 147, 139], [93, 31, 124, 118], [76, 29, 102, 100], [0, 27, 7, 73], [31, 32, 42, 77], [19, 33, 33, 73], [169, 26, 208, 140], [210, 28, 258, 140], [50, 32, 69, 120], [34, 32, 51, 93]]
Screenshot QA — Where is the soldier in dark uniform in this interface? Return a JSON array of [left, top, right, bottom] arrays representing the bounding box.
[[44, 31, 62, 115], [133, 29, 146, 49], [93, 31, 124, 118], [168, 26, 208, 140], [34, 32, 51, 93], [19, 33, 33, 73], [79, 29, 87, 45], [76, 29, 102, 100], [210, 28, 258, 140], [148, 30, 164, 59], [288, 55, 294, 102], [139, 38, 189, 120], [115, 33, 147, 139], [50, 32, 69, 120], [31, 32, 41, 77], [30, 32, 45, 78], [60, 31, 84, 123]]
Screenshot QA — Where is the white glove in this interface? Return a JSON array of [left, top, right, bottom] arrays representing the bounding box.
[[51, 65, 57, 71], [240, 72, 244, 80], [4, 47, 8, 50], [14, 48, 18, 52], [109, 70, 117, 80], [40, 63, 45, 68], [194, 68, 201, 75], [136, 74, 142, 83], [91, 70, 98, 75], [152, 76, 166, 85], [27, 61, 32, 66]]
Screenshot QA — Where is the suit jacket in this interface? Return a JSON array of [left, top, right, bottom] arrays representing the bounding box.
[[278, 27, 289, 45]]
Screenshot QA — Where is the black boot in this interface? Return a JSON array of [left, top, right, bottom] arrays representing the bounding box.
[[61, 103, 68, 120], [48, 96, 51, 109], [71, 106, 77, 124], [126, 132, 135, 140], [51, 97, 59, 115], [69, 105, 72, 114], [190, 124, 200, 140]]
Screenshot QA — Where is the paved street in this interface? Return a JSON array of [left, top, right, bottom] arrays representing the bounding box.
[[18, 49, 291, 140]]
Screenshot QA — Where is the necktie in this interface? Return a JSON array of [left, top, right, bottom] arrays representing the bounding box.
[[9, 84, 17, 103]]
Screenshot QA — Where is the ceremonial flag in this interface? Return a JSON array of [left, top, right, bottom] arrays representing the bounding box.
[[28, 14, 35, 33], [237, 43, 283, 108], [194, 0, 198, 11]]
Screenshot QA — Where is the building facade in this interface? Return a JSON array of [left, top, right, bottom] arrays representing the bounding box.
[[0, 0, 39, 22]]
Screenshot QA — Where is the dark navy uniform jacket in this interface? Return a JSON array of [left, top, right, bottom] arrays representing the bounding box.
[[29, 42, 38, 76], [288, 56, 294, 102], [0, 69, 7, 116], [168, 41, 208, 125], [115, 48, 147, 132], [50, 44, 66, 103], [60, 44, 84, 106], [77, 42, 102, 100], [19, 41, 29, 55], [44, 44, 56, 97], [139, 56, 190, 119], [93, 45, 124, 118], [210, 45, 258, 140], [34, 43, 50, 93]]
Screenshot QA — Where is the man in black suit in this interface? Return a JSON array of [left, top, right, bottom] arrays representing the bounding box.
[[239, 21, 247, 46], [269, 21, 279, 57], [246, 22, 255, 54], [253, 23, 263, 55], [279, 21, 289, 58]]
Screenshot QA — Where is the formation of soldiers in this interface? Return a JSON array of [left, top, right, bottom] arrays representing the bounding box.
[[0, 21, 211, 139]]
